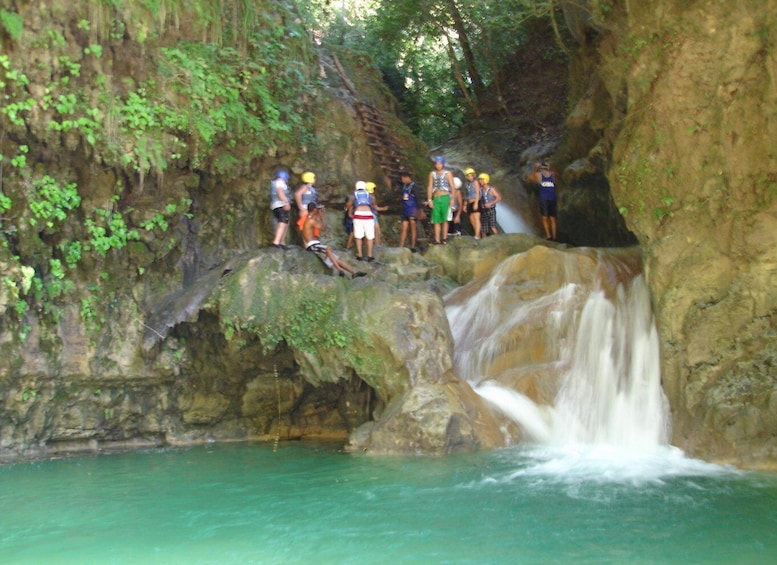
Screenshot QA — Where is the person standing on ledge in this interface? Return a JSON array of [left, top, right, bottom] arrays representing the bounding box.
[[295, 171, 319, 235], [398, 170, 421, 252], [526, 161, 558, 240], [463, 167, 482, 239], [346, 181, 376, 262], [269, 169, 292, 249], [426, 156, 455, 244], [478, 173, 502, 237]]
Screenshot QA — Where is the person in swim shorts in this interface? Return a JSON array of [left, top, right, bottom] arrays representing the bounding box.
[[303, 203, 366, 278], [425, 156, 455, 244]]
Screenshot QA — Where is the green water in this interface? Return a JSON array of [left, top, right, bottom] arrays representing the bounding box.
[[1, 442, 776, 565]]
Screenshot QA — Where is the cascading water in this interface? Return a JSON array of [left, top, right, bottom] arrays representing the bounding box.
[[445, 246, 671, 450]]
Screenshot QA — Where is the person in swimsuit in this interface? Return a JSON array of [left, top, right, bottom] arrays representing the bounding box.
[[303, 203, 366, 278]]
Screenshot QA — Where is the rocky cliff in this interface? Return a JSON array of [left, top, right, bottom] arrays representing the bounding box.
[[560, 0, 777, 466], [1, 0, 776, 469]]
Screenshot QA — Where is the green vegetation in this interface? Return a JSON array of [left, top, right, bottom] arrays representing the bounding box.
[[0, 9, 23, 41], [0, 1, 314, 341], [229, 292, 354, 355], [303, 0, 567, 145]]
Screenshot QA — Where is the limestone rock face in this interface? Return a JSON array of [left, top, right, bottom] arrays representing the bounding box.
[[348, 380, 504, 455], [216, 246, 503, 454], [561, 0, 777, 466]]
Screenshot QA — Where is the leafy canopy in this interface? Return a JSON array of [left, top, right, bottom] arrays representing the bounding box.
[[302, 0, 560, 144]]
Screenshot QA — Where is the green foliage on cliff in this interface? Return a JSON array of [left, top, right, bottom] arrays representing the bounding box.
[[220, 272, 354, 357], [0, 0, 316, 340]]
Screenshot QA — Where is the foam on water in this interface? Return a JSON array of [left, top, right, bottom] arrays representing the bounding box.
[[447, 249, 690, 481], [505, 444, 740, 486]]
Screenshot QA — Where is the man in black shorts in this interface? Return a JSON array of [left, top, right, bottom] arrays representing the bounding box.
[[302, 203, 367, 278]]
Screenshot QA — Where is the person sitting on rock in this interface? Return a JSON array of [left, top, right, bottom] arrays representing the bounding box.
[[303, 203, 367, 279]]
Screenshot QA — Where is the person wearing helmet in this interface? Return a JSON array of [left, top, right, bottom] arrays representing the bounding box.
[[295, 171, 319, 234], [478, 173, 502, 237], [426, 156, 455, 244], [345, 181, 376, 262], [526, 161, 558, 240], [464, 167, 482, 239], [270, 169, 292, 249], [365, 181, 389, 245], [303, 202, 367, 279]]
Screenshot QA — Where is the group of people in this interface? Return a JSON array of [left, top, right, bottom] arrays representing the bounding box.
[[400, 156, 503, 249], [270, 169, 367, 278], [268, 156, 559, 276]]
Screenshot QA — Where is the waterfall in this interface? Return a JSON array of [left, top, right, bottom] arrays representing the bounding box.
[[497, 203, 534, 235], [445, 247, 671, 450]]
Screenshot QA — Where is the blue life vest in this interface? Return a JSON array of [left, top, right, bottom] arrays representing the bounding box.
[[300, 185, 318, 207], [466, 180, 478, 201], [481, 185, 497, 206], [353, 188, 371, 209]]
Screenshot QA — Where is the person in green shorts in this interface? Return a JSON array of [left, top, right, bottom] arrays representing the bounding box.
[[425, 156, 455, 244]]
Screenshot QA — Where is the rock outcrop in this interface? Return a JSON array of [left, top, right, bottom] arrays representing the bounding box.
[[559, 0, 777, 466]]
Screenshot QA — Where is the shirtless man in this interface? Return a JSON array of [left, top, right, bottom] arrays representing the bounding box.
[[302, 203, 367, 278]]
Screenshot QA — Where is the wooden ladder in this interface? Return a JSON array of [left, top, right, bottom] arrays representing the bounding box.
[[331, 54, 411, 190]]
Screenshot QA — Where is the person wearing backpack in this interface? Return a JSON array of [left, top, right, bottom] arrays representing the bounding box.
[[303, 203, 367, 279]]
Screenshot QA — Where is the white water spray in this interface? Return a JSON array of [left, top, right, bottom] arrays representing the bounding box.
[[446, 249, 670, 451]]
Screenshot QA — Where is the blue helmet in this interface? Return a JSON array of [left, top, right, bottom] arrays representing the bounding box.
[[276, 170, 290, 181], [433, 156, 445, 164]]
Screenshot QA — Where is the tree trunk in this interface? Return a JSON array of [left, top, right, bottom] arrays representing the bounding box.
[[443, 0, 484, 96]]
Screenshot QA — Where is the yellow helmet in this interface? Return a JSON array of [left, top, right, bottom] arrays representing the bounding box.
[[365, 182, 377, 194], [478, 173, 490, 184], [302, 171, 316, 184], [465, 167, 476, 176]]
